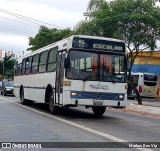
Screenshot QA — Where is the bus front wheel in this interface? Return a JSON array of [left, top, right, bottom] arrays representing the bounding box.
[[49, 91, 59, 115], [92, 106, 106, 116]]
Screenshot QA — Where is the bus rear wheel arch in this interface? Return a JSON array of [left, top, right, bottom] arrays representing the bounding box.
[[92, 106, 106, 116]]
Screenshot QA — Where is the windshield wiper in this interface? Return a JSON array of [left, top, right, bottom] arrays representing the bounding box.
[[83, 73, 97, 81]]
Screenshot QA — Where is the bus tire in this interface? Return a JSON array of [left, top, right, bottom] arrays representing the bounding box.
[[92, 106, 106, 116], [49, 91, 59, 115], [20, 89, 27, 105]]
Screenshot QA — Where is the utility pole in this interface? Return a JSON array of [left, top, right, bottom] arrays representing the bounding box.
[[0, 58, 4, 79], [3, 59, 4, 79]]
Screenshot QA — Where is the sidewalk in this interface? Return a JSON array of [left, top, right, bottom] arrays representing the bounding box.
[[123, 99, 160, 116]]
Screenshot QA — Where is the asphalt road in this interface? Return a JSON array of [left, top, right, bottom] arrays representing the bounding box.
[[0, 95, 160, 151]]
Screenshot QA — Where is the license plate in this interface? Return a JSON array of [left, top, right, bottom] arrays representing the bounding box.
[[93, 100, 103, 106]]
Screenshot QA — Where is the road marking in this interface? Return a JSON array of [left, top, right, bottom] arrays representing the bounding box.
[[0, 97, 154, 151]]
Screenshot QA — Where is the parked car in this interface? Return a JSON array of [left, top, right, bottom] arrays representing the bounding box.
[[0, 80, 14, 96]]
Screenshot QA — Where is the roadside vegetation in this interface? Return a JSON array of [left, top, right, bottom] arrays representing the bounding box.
[[0, 54, 15, 80]]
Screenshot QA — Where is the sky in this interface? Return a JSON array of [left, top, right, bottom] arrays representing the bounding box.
[[0, 0, 90, 55]]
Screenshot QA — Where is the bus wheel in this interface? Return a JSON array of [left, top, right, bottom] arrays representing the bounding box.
[[92, 106, 106, 116], [20, 89, 27, 105], [49, 91, 59, 115]]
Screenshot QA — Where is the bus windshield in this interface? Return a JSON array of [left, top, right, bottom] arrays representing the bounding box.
[[66, 50, 126, 82]]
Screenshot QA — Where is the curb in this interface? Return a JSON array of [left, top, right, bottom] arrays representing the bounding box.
[[124, 103, 160, 116]]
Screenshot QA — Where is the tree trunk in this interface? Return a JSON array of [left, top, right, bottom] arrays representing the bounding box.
[[127, 81, 142, 105]]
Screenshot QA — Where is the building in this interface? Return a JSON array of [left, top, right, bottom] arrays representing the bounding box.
[[0, 50, 5, 59], [7, 50, 13, 57], [132, 50, 160, 75], [12, 54, 20, 59], [0, 49, 20, 59], [134, 51, 160, 65]]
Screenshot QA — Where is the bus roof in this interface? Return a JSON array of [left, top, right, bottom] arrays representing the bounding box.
[[73, 35, 125, 43], [17, 35, 125, 62]]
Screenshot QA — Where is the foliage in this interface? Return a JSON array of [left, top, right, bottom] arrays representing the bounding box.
[[28, 26, 72, 51], [74, 20, 100, 36], [0, 54, 16, 80]]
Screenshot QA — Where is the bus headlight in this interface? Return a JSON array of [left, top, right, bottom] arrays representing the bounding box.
[[71, 92, 77, 96], [70, 91, 82, 98], [117, 94, 124, 99]]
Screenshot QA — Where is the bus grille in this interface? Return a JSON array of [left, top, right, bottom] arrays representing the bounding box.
[[70, 91, 124, 101], [83, 92, 115, 100]]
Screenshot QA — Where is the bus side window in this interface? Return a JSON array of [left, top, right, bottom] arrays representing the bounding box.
[[39, 51, 48, 73], [26, 56, 32, 75], [47, 47, 57, 72], [14, 62, 18, 76], [22, 58, 26, 75], [19, 63, 22, 76], [31, 54, 39, 74], [15, 63, 21, 76]]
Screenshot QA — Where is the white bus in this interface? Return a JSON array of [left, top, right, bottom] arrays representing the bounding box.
[[14, 35, 127, 116], [128, 72, 158, 99]]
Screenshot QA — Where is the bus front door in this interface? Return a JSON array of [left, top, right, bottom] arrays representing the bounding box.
[[55, 52, 65, 105]]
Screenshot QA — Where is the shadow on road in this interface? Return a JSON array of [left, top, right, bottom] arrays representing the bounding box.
[[23, 102, 119, 121]]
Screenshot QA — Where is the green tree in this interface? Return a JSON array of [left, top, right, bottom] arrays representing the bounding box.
[[28, 26, 72, 51], [74, 20, 100, 35], [75, 0, 160, 104], [0, 54, 16, 79]]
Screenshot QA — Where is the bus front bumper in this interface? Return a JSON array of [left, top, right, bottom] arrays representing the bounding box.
[[69, 99, 127, 108]]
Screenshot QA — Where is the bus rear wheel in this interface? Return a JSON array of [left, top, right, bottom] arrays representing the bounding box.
[[20, 89, 27, 105], [49, 91, 59, 115], [92, 106, 106, 116]]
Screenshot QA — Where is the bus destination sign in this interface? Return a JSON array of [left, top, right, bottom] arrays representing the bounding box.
[[72, 37, 125, 53], [93, 43, 123, 51]]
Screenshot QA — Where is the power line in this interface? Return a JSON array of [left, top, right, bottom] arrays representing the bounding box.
[[0, 15, 39, 28], [0, 8, 64, 29], [0, 8, 54, 27]]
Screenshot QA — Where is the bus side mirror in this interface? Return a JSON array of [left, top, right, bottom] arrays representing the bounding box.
[[64, 58, 70, 68]]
